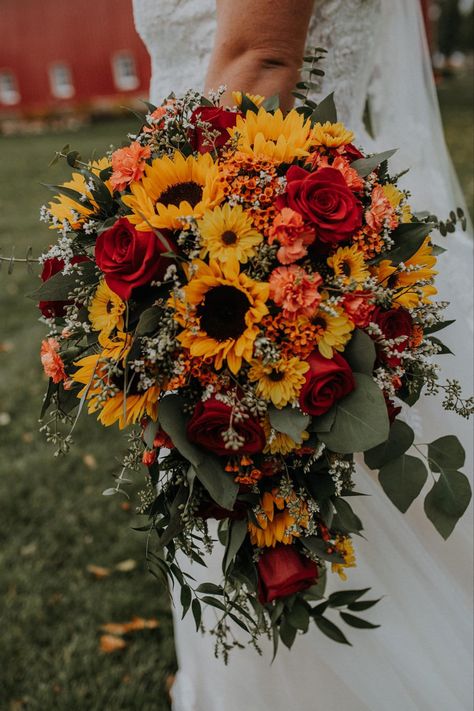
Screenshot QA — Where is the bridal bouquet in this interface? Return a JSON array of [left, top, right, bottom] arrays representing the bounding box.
[[34, 86, 472, 657]]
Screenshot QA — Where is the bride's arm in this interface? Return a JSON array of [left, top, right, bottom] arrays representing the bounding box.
[[205, 0, 315, 111]]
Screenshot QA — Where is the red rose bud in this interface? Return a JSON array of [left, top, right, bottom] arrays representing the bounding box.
[[277, 166, 362, 246], [384, 395, 402, 424], [299, 351, 355, 417], [372, 307, 413, 367], [342, 292, 375, 328], [38, 255, 89, 318], [257, 545, 318, 604], [198, 500, 248, 521], [95, 217, 175, 301], [142, 449, 157, 466], [189, 106, 240, 154], [333, 142, 364, 161], [186, 397, 266, 457]]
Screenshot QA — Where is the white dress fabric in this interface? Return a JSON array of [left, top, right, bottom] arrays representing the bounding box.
[[132, 2, 474, 709]]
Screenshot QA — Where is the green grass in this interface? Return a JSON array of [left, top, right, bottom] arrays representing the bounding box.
[[0, 78, 472, 710]]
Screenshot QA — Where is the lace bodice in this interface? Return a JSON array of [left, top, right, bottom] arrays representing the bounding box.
[[132, 0, 381, 135]]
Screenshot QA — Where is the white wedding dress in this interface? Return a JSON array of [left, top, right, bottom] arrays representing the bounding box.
[[132, 2, 473, 709]]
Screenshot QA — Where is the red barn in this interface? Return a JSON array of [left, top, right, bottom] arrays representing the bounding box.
[[0, 0, 151, 118]]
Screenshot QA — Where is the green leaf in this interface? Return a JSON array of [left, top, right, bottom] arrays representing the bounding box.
[[240, 94, 260, 114], [180, 585, 192, 619], [29, 261, 98, 301], [135, 306, 163, 336], [142, 419, 159, 449], [287, 600, 310, 632], [378, 454, 428, 513], [314, 615, 352, 645], [268, 406, 310, 443], [423, 319, 455, 335], [42, 182, 95, 211], [201, 596, 227, 612], [427, 435, 465, 473], [332, 497, 364, 533], [343, 329, 376, 376], [262, 95, 280, 112], [427, 337, 453, 355], [279, 617, 297, 649], [383, 222, 433, 266], [195, 583, 224, 595], [424, 470, 472, 539], [350, 149, 397, 177], [431, 244, 447, 256], [340, 612, 380, 629], [191, 598, 202, 631], [319, 374, 390, 454], [309, 407, 336, 434], [328, 588, 371, 608], [158, 395, 238, 510], [301, 536, 344, 563], [364, 420, 415, 470], [223, 518, 248, 573], [310, 92, 337, 125], [348, 598, 382, 612]]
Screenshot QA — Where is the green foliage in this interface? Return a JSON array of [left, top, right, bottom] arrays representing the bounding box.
[[310, 92, 337, 125], [364, 420, 415, 470], [29, 261, 98, 300], [378, 455, 428, 513], [350, 149, 397, 177], [342, 328, 376, 375], [268, 405, 310, 442]]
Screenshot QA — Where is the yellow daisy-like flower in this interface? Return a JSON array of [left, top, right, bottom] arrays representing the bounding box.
[[232, 91, 265, 108], [88, 280, 125, 336], [327, 245, 369, 286], [228, 107, 312, 162], [72, 331, 159, 429], [248, 357, 309, 408], [174, 257, 269, 374], [262, 418, 309, 455], [122, 151, 223, 231], [48, 157, 111, 231], [311, 121, 355, 148], [383, 184, 413, 224], [248, 489, 309, 547], [198, 203, 263, 263], [372, 237, 437, 308], [331, 536, 357, 581], [313, 299, 354, 358]]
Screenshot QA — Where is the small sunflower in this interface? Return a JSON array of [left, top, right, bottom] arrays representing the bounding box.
[[248, 357, 309, 407], [198, 203, 263, 263], [311, 121, 354, 148], [228, 108, 312, 162], [331, 535, 357, 581], [312, 299, 354, 358], [248, 489, 309, 547], [122, 151, 223, 231], [88, 280, 125, 336], [174, 257, 269, 374], [232, 91, 265, 108], [48, 157, 111, 231], [383, 184, 413, 224], [327, 245, 369, 286], [262, 418, 309, 455], [372, 238, 437, 308]]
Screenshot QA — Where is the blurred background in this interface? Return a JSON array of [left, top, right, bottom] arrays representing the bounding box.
[[0, 1, 472, 709]]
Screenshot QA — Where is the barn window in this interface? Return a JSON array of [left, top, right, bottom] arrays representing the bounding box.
[[49, 63, 75, 99], [112, 52, 139, 91], [0, 70, 20, 105]]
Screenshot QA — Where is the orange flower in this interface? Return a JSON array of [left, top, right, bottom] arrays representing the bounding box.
[[309, 154, 364, 192], [268, 208, 315, 264], [269, 265, 323, 320], [40, 338, 67, 383], [110, 142, 151, 192], [365, 184, 398, 233]]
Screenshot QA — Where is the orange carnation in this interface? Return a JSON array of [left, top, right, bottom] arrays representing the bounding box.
[[268, 208, 315, 265], [110, 142, 151, 192], [269, 265, 323, 320], [40, 338, 67, 383], [365, 184, 398, 233]]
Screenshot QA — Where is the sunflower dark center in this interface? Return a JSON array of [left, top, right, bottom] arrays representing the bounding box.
[[313, 317, 327, 329], [158, 181, 203, 208], [388, 273, 399, 289], [269, 369, 285, 382], [221, 230, 238, 245], [196, 285, 250, 341], [106, 299, 114, 314], [341, 260, 352, 277]]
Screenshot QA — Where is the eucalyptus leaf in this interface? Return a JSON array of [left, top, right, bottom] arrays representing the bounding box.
[[142, 419, 159, 449], [343, 329, 376, 376], [350, 149, 397, 177], [29, 261, 98, 301], [135, 306, 163, 336], [424, 470, 471, 539], [261, 94, 280, 112], [332, 497, 364, 534], [319, 374, 390, 454], [287, 601, 310, 632], [191, 598, 202, 631], [268, 405, 310, 443], [310, 92, 337, 125], [427, 435, 465, 473], [196, 583, 224, 595], [364, 420, 415, 470], [378, 454, 428, 513], [309, 406, 336, 433]]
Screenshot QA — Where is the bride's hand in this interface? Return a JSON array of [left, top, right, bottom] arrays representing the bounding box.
[[205, 0, 315, 111]]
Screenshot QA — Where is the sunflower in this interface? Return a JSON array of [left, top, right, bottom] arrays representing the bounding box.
[[327, 245, 369, 286], [331, 535, 356, 581], [122, 151, 223, 231], [262, 418, 309, 455], [48, 157, 111, 231], [248, 489, 309, 547], [248, 357, 309, 407], [72, 332, 159, 429], [228, 108, 312, 162], [312, 299, 354, 358], [311, 121, 354, 148], [174, 257, 269, 374], [198, 203, 263, 263], [372, 238, 437, 308], [88, 280, 125, 336], [231, 91, 265, 108], [383, 184, 413, 224]]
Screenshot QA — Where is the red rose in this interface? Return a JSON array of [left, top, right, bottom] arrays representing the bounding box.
[[186, 397, 266, 457], [342, 292, 375, 328], [257, 545, 318, 604], [198, 500, 248, 521], [299, 351, 355, 416], [95, 217, 174, 301], [189, 106, 240, 154], [38, 255, 89, 318], [333, 143, 364, 161], [384, 395, 402, 424], [277, 166, 362, 246], [372, 307, 413, 367]]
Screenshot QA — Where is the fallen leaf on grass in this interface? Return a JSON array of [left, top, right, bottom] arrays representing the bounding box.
[[100, 617, 160, 636], [115, 558, 137, 572], [120, 502, 132, 512], [20, 542, 37, 557], [83, 453, 97, 470], [86, 564, 111, 579], [166, 674, 176, 701], [0, 341, 14, 353], [99, 634, 127, 653]]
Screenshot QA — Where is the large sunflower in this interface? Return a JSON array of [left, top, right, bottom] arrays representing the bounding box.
[[372, 238, 437, 308], [88, 280, 125, 336], [48, 157, 111, 231], [198, 203, 263, 263], [327, 245, 369, 286], [311, 121, 354, 148], [248, 357, 309, 407], [122, 151, 223, 231], [174, 257, 269, 374], [228, 108, 312, 162], [248, 489, 309, 547], [312, 299, 354, 358]]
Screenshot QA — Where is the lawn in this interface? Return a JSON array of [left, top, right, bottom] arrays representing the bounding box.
[[0, 74, 472, 711]]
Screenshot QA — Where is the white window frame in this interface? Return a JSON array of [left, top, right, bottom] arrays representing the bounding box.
[[112, 51, 139, 91], [49, 62, 75, 99], [0, 70, 20, 105]]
